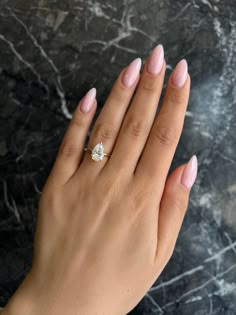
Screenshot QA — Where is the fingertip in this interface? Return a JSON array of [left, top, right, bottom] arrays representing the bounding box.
[[164, 163, 186, 190]]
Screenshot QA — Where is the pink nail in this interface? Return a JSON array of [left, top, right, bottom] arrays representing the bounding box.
[[122, 58, 142, 88], [147, 44, 164, 75], [80, 88, 96, 113], [181, 155, 198, 189], [172, 59, 188, 88]]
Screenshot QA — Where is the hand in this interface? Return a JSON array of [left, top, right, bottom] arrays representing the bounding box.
[[3, 45, 197, 315]]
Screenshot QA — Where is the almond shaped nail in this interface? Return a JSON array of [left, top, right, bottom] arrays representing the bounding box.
[[172, 59, 188, 88], [147, 44, 164, 75], [181, 155, 198, 189], [80, 88, 96, 113], [122, 58, 142, 88]]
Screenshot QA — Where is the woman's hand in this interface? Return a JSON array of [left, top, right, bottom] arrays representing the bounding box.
[[3, 45, 197, 315]]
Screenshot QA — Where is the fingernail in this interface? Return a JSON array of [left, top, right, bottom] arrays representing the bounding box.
[[181, 155, 198, 189], [80, 88, 96, 113], [147, 44, 164, 75], [172, 59, 188, 88], [122, 58, 142, 88]]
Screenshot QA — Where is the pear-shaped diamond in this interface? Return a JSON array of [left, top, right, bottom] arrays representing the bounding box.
[[91, 143, 104, 161]]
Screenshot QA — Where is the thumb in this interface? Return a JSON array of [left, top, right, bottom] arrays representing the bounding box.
[[154, 155, 198, 270]]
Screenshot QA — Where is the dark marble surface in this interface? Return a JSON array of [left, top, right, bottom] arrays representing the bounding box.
[[0, 0, 236, 314]]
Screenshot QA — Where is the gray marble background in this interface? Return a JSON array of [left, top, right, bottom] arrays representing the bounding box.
[[0, 0, 236, 314]]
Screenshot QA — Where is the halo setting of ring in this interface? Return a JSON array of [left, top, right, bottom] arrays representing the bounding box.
[[91, 142, 105, 161]]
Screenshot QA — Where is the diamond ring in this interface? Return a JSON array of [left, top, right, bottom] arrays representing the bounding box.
[[84, 142, 111, 162]]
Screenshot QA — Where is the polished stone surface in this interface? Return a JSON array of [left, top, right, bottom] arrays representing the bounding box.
[[0, 0, 236, 314]]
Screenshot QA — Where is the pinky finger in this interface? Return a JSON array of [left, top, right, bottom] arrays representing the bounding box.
[[153, 155, 198, 275], [49, 88, 97, 186]]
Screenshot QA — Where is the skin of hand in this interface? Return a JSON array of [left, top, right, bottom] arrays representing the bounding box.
[[2, 45, 198, 315]]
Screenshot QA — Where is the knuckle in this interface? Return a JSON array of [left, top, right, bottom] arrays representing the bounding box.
[[166, 89, 186, 106], [141, 77, 156, 92], [59, 141, 77, 159], [125, 116, 149, 138], [109, 87, 126, 105], [172, 194, 188, 214], [92, 122, 115, 142], [72, 114, 83, 128], [151, 125, 177, 147]]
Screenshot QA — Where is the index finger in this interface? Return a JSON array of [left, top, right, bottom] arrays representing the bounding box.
[[134, 59, 191, 197]]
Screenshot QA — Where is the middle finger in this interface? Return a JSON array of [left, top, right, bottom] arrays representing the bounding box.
[[105, 44, 166, 175]]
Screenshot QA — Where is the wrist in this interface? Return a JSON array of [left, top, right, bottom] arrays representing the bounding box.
[[2, 272, 37, 315], [2, 271, 120, 315]]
